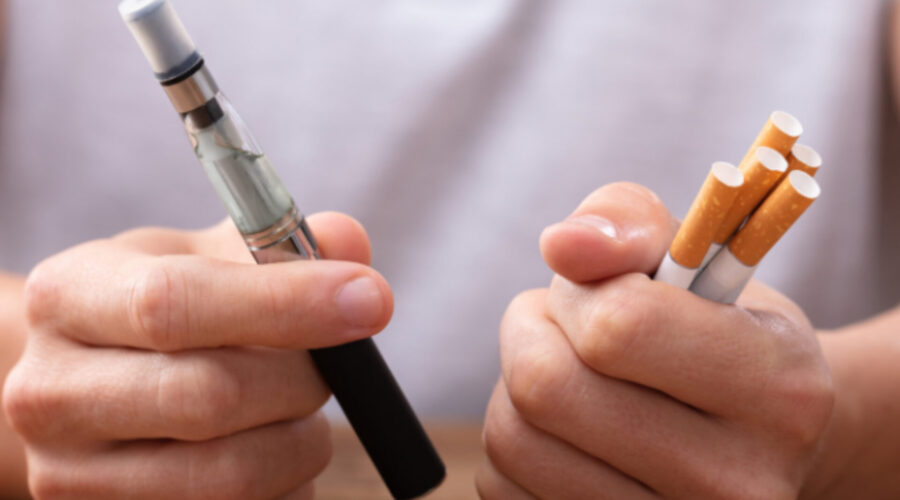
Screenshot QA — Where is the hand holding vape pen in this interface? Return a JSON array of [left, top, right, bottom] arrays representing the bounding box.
[[118, 2, 445, 498]]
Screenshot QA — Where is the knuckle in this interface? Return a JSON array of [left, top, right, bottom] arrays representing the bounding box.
[[156, 357, 241, 440], [2, 365, 64, 440], [481, 382, 529, 473], [481, 417, 503, 464], [294, 354, 331, 415], [298, 378, 331, 416], [481, 407, 519, 470], [301, 414, 333, 478], [23, 260, 63, 327], [28, 459, 75, 500], [129, 260, 187, 351], [580, 275, 649, 370], [474, 464, 496, 500], [509, 289, 546, 311], [29, 472, 61, 500], [499, 290, 545, 338], [760, 321, 836, 448], [505, 343, 567, 423], [1, 369, 34, 436], [772, 371, 835, 448]]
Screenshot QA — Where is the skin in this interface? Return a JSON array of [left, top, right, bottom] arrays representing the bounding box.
[[476, 183, 900, 499], [2, 213, 392, 499]]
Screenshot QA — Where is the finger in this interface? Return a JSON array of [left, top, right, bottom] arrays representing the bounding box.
[[483, 381, 657, 500], [539, 182, 677, 283], [4, 336, 329, 443], [25, 248, 393, 350], [500, 288, 726, 495], [190, 211, 373, 265], [546, 272, 822, 419], [475, 460, 537, 500], [304, 211, 372, 264], [26, 414, 331, 500], [114, 226, 200, 256], [275, 483, 315, 500]]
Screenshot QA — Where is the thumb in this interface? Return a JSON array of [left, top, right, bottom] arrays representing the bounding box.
[[539, 182, 678, 283]]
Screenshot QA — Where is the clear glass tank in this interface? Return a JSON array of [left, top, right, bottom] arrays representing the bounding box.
[[184, 92, 294, 235]]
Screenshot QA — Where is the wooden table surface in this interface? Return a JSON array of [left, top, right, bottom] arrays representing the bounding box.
[[317, 422, 484, 499]]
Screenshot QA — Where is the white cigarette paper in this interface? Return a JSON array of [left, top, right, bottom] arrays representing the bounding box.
[[689, 247, 755, 303], [655, 253, 700, 289]]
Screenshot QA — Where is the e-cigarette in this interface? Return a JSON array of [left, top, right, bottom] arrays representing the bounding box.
[[118, 2, 445, 497]]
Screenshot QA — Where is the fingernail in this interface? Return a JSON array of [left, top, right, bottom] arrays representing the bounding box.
[[335, 276, 385, 328], [565, 215, 620, 241]]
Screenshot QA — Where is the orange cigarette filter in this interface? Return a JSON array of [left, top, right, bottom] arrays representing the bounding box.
[[728, 170, 820, 266], [670, 162, 743, 268], [785, 143, 822, 177], [712, 146, 787, 245], [737, 111, 803, 171]]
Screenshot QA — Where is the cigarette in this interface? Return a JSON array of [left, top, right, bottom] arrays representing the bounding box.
[[705, 146, 788, 264], [737, 111, 803, 171], [690, 170, 820, 303], [785, 143, 822, 177], [655, 162, 743, 288]]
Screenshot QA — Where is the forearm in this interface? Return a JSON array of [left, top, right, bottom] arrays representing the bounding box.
[[0, 272, 28, 499], [803, 307, 900, 499]]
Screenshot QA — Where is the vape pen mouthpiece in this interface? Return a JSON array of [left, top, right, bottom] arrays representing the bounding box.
[[119, 0, 200, 81]]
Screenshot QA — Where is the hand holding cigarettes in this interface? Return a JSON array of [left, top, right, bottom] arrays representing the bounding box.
[[478, 183, 834, 498], [3, 213, 393, 498]]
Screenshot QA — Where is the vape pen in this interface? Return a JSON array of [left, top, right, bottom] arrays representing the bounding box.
[[118, 1, 445, 498]]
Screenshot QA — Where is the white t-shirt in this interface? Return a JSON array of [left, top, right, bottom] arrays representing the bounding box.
[[0, 0, 893, 417]]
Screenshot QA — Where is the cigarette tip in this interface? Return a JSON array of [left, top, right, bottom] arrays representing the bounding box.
[[755, 146, 788, 172], [711, 161, 743, 187], [787, 170, 821, 200], [770, 110, 803, 138]]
